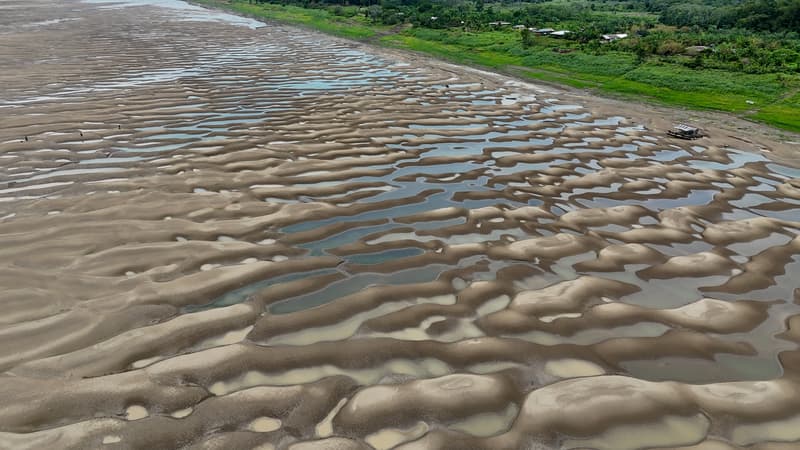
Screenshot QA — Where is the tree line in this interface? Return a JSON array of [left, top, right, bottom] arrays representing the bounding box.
[[246, 0, 800, 74]]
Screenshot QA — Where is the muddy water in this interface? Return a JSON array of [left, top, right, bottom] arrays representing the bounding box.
[[1, 0, 800, 449]]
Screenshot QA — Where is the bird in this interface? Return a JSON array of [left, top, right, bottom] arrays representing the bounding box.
[[24, 136, 28, 142]]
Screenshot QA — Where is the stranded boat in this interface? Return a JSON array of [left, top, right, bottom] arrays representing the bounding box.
[[667, 124, 703, 139]]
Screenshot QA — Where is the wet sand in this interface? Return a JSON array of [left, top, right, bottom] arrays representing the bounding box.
[[2, 0, 800, 449]]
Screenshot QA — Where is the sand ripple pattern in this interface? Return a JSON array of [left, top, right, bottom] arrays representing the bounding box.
[[2, 1, 800, 449]]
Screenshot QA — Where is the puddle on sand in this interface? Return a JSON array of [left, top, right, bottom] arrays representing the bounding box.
[[269, 265, 449, 314], [563, 414, 710, 450], [208, 358, 451, 394], [448, 404, 518, 437]]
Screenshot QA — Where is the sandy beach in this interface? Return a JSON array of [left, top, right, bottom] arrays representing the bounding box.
[[2, 0, 800, 448]]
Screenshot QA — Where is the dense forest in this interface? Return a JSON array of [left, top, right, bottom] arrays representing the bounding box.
[[251, 0, 800, 32], [240, 0, 799, 74]]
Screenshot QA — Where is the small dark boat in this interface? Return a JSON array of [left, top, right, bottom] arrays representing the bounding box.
[[667, 124, 703, 139]]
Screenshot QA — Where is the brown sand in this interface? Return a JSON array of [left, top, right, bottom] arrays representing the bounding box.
[[1, 0, 800, 448]]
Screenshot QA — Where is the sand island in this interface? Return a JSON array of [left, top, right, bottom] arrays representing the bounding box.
[[1, 0, 800, 448]]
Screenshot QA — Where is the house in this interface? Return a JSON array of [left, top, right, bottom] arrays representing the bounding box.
[[488, 21, 511, 27], [684, 45, 712, 56], [601, 33, 628, 42], [550, 30, 571, 37], [513, 24, 526, 30], [533, 27, 554, 35]]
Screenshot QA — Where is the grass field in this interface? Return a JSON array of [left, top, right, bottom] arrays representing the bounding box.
[[192, 0, 382, 39], [193, 0, 800, 133]]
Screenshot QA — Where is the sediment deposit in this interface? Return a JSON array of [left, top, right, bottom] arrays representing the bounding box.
[[2, 0, 800, 448]]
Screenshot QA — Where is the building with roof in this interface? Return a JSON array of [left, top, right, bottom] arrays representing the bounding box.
[[601, 33, 628, 42]]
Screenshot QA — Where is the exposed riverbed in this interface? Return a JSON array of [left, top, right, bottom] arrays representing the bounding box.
[[1, 0, 800, 449]]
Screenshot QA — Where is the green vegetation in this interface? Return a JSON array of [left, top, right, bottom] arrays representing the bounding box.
[[193, 0, 382, 38], [194, 0, 800, 132]]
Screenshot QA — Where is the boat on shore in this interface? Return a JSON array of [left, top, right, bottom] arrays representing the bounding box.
[[667, 123, 703, 139]]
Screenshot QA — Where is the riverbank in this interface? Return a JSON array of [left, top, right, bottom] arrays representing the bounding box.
[[192, 0, 800, 136], [190, 0, 799, 162]]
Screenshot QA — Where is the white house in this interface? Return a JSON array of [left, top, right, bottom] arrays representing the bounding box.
[[601, 33, 628, 41]]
